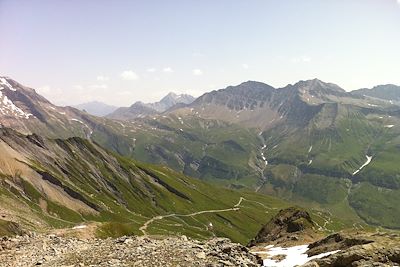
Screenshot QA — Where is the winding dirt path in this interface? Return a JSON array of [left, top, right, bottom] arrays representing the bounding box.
[[139, 197, 245, 235]]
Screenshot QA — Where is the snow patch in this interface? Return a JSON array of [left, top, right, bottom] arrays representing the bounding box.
[[0, 77, 16, 91], [352, 155, 372, 176], [0, 91, 32, 119], [254, 244, 340, 267], [308, 146, 313, 153], [384, 125, 394, 128], [261, 145, 268, 165]]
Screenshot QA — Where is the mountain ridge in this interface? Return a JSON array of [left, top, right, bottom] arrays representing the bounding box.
[[107, 92, 195, 120], [2, 76, 400, 231], [73, 101, 118, 117]]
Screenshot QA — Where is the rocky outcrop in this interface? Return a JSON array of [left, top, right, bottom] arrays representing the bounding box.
[[248, 207, 319, 247], [302, 232, 400, 267], [0, 234, 262, 267]]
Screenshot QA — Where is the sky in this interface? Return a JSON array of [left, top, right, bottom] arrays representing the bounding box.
[[1, 0, 400, 106]]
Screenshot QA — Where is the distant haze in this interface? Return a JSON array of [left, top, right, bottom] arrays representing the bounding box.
[[1, 0, 400, 106]]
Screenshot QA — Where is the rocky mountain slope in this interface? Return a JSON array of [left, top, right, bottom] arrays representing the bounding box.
[[0, 76, 98, 138], [73, 101, 118, 117], [352, 84, 400, 104], [107, 92, 195, 120], [146, 79, 400, 230]]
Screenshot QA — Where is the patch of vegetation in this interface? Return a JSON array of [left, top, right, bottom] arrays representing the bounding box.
[[0, 219, 24, 237], [349, 182, 400, 229], [293, 174, 349, 204]]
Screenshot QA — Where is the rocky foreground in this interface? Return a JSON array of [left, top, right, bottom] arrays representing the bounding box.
[[2, 207, 400, 267], [0, 233, 261, 267], [303, 231, 400, 267]]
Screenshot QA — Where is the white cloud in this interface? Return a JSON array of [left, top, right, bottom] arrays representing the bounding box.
[[96, 75, 109, 81], [147, 68, 156, 72], [193, 69, 203, 76], [163, 67, 173, 73], [120, 70, 139, 80], [242, 63, 249, 69], [292, 56, 312, 63]]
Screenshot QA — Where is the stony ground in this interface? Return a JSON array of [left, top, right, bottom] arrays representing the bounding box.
[[0, 233, 262, 267], [303, 231, 400, 267]]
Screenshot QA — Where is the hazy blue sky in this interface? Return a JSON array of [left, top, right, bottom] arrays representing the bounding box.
[[1, 0, 400, 106]]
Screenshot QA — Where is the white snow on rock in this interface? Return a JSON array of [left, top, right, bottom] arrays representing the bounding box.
[[308, 159, 313, 165], [0, 92, 32, 119], [352, 155, 372, 176], [261, 145, 268, 165], [308, 146, 313, 153], [384, 125, 394, 128], [0, 77, 16, 91], [253, 244, 340, 267], [0, 78, 32, 119], [70, 118, 85, 124]]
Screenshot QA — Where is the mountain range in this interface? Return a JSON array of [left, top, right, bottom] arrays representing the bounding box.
[[73, 101, 118, 117], [1, 75, 400, 242], [107, 92, 195, 120]]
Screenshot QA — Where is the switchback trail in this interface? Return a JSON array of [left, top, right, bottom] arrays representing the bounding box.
[[139, 197, 246, 235]]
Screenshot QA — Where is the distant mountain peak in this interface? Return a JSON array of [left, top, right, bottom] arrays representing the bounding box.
[[158, 92, 195, 111], [107, 92, 195, 120], [293, 79, 344, 91], [165, 92, 178, 97], [73, 101, 118, 117], [352, 84, 400, 102]]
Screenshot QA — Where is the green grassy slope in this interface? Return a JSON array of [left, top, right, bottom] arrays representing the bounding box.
[[0, 128, 305, 244]]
